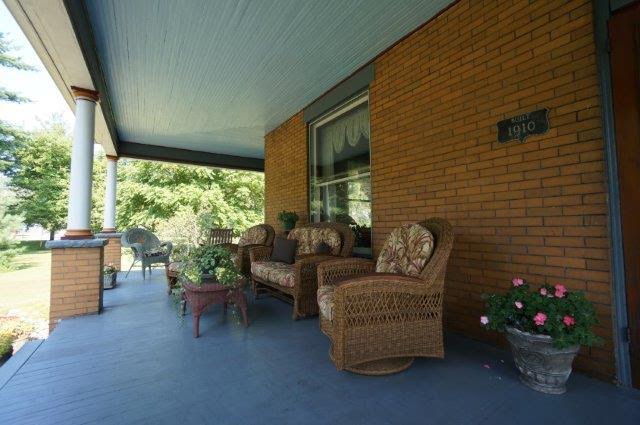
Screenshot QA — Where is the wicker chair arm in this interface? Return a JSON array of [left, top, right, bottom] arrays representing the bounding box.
[[333, 276, 443, 326], [218, 243, 239, 253], [160, 241, 173, 256], [292, 255, 337, 297], [129, 242, 144, 258], [249, 245, 272, 262], [317, 258, 376, 288]]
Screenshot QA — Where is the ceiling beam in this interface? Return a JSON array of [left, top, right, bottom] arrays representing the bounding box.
[[63, 0, 119, 153], [118, 142, 264, 172]]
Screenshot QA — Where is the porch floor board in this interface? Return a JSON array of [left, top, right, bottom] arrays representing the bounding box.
[[0, 272, 638, 424]]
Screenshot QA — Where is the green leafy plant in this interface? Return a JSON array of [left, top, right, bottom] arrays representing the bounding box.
[[178, 245, 240, 287], [481, 277, 601, 349], [277, 210, 299, 228], [103, 263, 117, 274], [0, 333, 14, 360]]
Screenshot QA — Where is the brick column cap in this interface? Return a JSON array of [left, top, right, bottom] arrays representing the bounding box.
[[45, 239, 108, 249]]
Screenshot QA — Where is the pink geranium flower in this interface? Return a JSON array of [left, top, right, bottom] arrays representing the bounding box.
[[514, 301, 523, 309], [554, 284, 567, 298], [563, 315, 576, 327], [533, 312, 547, 326], [512, 277, 524, 287], [539, 287, 547, 296], [480, 316, 489, 325]]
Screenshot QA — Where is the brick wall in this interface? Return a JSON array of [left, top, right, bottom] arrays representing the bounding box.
[[49, 247, 104, 331], [103, 237, 122, 271], [263, 0, 614, 380], [264, 112, 309, 232]]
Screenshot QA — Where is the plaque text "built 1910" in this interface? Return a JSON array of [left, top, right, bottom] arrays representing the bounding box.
[[497, 108, 549, 143]]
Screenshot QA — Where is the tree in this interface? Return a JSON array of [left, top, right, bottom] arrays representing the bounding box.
[[116, 161, 264, 241], [9, 123, 71, 240], [0, 32, 36, 103]]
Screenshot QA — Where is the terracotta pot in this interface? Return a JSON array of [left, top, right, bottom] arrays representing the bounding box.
[[506, 327, 580, 394]]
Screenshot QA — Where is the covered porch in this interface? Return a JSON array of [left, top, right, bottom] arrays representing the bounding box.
[[1, 272, 638, 424]]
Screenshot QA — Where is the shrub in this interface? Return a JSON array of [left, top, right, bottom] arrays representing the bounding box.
[[0, 333, 14, 359]]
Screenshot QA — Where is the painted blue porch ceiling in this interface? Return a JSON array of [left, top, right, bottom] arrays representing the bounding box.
[[85, 0, 451, 159]]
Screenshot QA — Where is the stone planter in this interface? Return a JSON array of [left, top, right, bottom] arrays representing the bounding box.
[[103, 272, 117, 289], [506, 327, 580, 394]]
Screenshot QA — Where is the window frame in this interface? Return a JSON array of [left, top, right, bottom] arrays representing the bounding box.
[[307, 90, 373, 255]]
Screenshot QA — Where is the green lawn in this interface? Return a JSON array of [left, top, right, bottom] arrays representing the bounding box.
[[0, 242, 135, 342]]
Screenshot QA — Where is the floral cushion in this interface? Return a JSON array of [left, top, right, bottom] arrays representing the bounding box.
[[143, 248, 166, 258], [288, 227, 341, 256], [238, 225, 268, 247], [317, 285, 334, 321], [376, 224, 435, 277], [251, 261, 296, 288]]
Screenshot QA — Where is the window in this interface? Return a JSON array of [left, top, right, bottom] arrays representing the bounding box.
[[309, 92, 372, 256]]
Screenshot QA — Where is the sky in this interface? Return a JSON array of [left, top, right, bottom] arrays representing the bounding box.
[[0, 2, 74, 131]]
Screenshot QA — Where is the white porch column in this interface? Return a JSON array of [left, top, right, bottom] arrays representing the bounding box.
[[102, 156, 118, 232], [64, 86, 99, 239]]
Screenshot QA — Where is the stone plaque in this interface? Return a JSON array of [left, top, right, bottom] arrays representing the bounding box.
[[497, 108, 549, 143]]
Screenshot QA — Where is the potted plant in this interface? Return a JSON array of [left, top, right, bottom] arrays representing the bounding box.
[[277, 210, 299, 231], [179, 245, 239, 286], [176, 245, 248, 336], [103, 263, 117, 289], [481, 277, 600, 394]]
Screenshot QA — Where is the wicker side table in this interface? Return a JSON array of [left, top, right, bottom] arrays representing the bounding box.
[[182, 279, 249, 338]]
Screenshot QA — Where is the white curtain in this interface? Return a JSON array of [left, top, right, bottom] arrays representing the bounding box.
[[322, 106, 370, 155]]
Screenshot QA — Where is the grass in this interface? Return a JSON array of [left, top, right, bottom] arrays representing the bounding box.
[[0, 242, 135, 343]]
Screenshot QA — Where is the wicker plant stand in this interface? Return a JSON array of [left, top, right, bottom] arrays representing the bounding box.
[[182, 278, 249, 338]]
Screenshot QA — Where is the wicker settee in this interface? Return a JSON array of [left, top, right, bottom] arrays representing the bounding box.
[[317, 218, 454, 375], [249, 222, 354, 320]]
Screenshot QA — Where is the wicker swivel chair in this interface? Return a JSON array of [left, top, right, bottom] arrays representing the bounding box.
[[317, 218, 454, 375], [121, 228, 173, 279]]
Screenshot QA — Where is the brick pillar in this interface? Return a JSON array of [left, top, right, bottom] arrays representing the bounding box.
[[46, 239, 108, 332], [95, 233, 123, 271]]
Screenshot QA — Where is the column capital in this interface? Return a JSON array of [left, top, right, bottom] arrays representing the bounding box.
[[71, 86, 100, 103], [105, 155, 119, 162]]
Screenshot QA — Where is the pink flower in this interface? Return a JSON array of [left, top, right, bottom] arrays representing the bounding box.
[[512, 277, 524, 287], [515, 301, 523, 309], [539, 287, 547, 296], [554, 284, 567, 298], [563, 315, 576, 327], [533, 312, 547, 326], [480, 316, 489, 325]]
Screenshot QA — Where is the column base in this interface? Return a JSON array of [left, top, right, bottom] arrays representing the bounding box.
[[62, 229, 93, 240], [101, 227, 116, 233]]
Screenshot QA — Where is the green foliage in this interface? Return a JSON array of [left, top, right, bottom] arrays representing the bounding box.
[[179, 244, 240, 287], [117, 161, 264, 239], [277, 210, 299, 226], [0, 176, 23, 270], [7, 123, 70, 238], [0, 32, 36, 104], [481, 278, 601, 349], [0, 333, 14, 359]]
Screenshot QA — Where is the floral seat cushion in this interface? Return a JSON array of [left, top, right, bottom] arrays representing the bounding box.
[[251, 261, 296, 288], [317, 285, 335, 321], [238, 225, 268, 247], [143, 248, 166, 258], [376, 224, 435, 277], [288, 227, 341, 256]]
